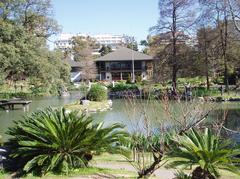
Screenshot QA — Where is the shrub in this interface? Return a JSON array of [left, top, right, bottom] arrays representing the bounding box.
[[4, 108, 129, 176], [0, 92, 33, 99], [136, 75, 142, 83], [165, 128, 240, 179], [110, 83, 138, 92], [126, 74, 132, 84], [141, 80, 149, 85], [87, 84, 107, 101]]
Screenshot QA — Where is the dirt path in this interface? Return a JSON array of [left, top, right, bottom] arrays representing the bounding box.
[[94, 161, 175, 179]]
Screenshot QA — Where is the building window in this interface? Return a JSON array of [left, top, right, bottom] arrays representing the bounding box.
[[110, 62, 121, 70], [112, 72, 121, 80], [122, 72, 131, 80], [134, 61, 142, 70]]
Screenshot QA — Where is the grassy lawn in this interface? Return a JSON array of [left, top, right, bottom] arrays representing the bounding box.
[[21, 167, 136, 179], [93, 153, 127, 162]]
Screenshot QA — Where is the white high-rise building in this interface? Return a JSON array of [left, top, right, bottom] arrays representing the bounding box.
[[92, 34, 126, 50], [54, 33, 129, 51], [54, 33, 74, 50]]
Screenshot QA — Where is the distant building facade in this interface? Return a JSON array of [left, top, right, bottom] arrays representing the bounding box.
[[95, 47, 154, 81], [156, 31, 197, 47], [55, 33, 74, 50], [64, 47, 154, 82], [54, 33, 130, 52]]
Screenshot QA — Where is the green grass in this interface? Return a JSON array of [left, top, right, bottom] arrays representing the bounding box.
[[21, 167, 136, 178], [10, 167, 136, 179], [94, 153, 127, 163]]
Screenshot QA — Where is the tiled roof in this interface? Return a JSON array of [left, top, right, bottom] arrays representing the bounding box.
[[94, 47, 154, 61], [63, 58, 82, 67]]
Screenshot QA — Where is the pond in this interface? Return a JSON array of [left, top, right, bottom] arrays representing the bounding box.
[[0, 92, 240, 141], [0, 91, 81, 140]]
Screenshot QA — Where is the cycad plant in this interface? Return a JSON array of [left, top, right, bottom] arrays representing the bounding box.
[[4, 108, 129, 175], [164, 128, 240, 179]]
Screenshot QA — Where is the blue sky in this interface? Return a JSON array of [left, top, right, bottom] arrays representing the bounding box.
[[49, 0, 159, 48]]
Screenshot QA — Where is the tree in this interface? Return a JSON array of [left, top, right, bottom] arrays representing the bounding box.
[[218, 0, 230, 91], [99, 45, 112, 56], [71, 36, 98, 61], [227, 0, 240, 32], [123, 36, 138, 51], [196, 1, 220, 89], [199, 0, 240, 90], [71, 36, 99, 81], [80, 60, 98, 81], [124, 97, 213, 178], [197, 27, 218, 89], [4, 108, 130, 175], [152, 0, 197, 92], [0, 0, 60, 38], [165, 128, 240, 179], [140, 40, 149, 54], [0, 0, 70, 94]]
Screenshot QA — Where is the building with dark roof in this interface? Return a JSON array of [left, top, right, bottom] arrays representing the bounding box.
[[95, 47, 154, 81]]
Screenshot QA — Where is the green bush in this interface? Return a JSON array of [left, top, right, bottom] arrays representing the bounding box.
[[110, 83, 138, 92], [4, 108, 129, 176], [136, 75, 142, 83], [165, 128, 240, 179], [87, 84, 108, 101], [212, 76, 224, 85], [0, 92, 33, 99], [141, 80, 149, 85], [126, 74, 132, 84]]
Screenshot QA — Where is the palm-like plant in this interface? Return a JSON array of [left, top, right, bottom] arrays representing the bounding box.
[[164, 128, 240, 179], [4, 108, 129, 175]]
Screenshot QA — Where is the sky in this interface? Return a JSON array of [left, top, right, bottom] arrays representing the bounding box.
[[49, 0, 159, 48]]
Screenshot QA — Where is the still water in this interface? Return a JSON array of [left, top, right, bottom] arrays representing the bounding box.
[[0, 91, 81, 140], [1, 92, 240, 141]]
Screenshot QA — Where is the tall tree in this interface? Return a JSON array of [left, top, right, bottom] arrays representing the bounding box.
[[199, 0, 239, 90], [0, 0, 70, 94], [123, 36, 138, 51], [152, 0, 197, 92], [197, 27, 219, 89]]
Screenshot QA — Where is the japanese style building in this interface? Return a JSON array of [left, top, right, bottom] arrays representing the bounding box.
[[95, 47, 154, 81]]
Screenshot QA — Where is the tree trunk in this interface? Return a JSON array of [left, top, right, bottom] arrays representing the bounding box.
[[222, 0, 229, 92], [137, 153, 162, 178], [172, 65, 177, 93], [172, 1, 177, 94], [203, 28, 210, 90], [191, 167, 215, 179]]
